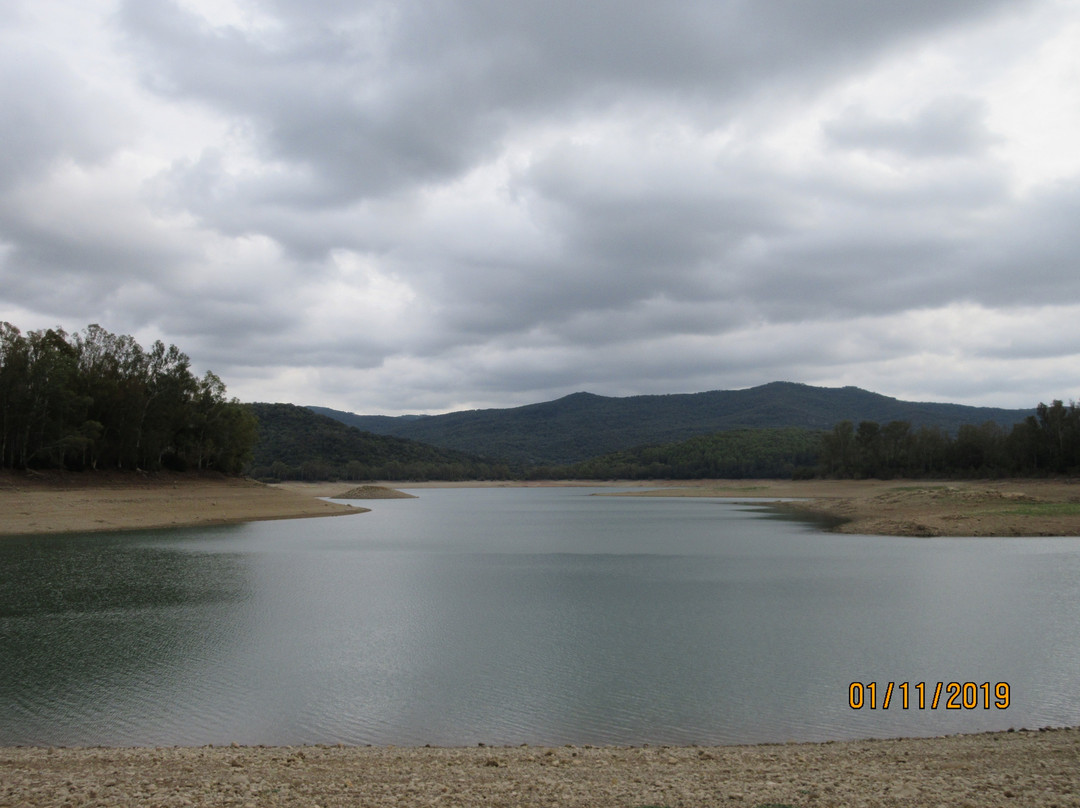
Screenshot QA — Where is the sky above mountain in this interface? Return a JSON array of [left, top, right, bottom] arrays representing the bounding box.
[[2, 0, 1079, 413]]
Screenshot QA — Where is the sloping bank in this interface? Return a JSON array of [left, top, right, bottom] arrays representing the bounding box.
[[0, 472, 364, 536], [608, 478, 1080, 537]]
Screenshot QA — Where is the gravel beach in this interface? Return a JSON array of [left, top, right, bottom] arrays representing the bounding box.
[[3, 728, 1079, 807]]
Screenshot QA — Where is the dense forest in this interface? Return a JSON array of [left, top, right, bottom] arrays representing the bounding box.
[[256, 400, 1078, 483], [0, 322, 256, 473], [312, 382, 1031, 465], [541, 404, 1080, 481], [246, 403, 513, 481], [533, 427, 823, 480], [818, 401, 1080, 478]]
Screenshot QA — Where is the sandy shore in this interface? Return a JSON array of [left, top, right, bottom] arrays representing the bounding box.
[[5, 474, 1080, 538], [605, 478, 1080, 537], [0, 471, 364, 536], [3, 728, 1079, 807]]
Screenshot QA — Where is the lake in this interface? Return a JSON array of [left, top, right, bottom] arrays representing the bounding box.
[[2, 486, 1079, 747]]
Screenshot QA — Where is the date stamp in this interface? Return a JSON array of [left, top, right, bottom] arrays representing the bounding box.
[[849, 681, 1010, 710]]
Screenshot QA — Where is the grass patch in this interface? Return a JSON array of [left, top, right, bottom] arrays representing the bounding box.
[[998, 502, 1080, 517]]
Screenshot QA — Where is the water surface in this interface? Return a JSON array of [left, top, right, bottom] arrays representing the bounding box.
[[2, 487, 1079, 746]]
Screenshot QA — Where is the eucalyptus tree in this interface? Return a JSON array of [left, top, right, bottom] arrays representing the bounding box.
[[0, 321, 255, 473]]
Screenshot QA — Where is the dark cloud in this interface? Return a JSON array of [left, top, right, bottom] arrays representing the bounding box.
[[118, 0, 1020, 206]]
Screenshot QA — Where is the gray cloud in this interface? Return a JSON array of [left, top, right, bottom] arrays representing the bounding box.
[[1, 0, 1078, 413], [0, 52, 116, 187], [823, 97, 999, 158], [118, 0, 1020, 206]]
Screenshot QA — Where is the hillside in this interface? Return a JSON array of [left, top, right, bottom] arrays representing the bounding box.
[[246, 403, 509, 481], [309, 382, 1032, 465], [553, 427, 824, 480]]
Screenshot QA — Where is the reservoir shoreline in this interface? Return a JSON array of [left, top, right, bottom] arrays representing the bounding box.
[[3, 727, 1079, 807], [0, 471, 364, 536], [598, 477, 1080, 537], [6, 472, 1074, 538], [4, 474, 1080, 804]]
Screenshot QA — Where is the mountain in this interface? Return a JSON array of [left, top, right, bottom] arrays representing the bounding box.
[[245, 403, 508, 481], [308, 382, 1034, 465]]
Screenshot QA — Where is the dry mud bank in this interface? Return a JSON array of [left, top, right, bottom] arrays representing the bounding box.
[[613, 478, 1080, 537], [0, 471, 363, 536], [2, 728, 1079, 807]]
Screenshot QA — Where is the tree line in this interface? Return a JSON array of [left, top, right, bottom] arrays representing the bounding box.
[[519, 402, 1080, 481], [531, 427, 822, 480], [248, 401, 1080, 483], [819, 400, 1080, 478], [0, 322, 256, 473], [245, 403, 514, 482], [7, 318, 1073, 483]]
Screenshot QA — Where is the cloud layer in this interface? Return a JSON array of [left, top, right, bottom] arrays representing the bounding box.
[[2, 0, 1079, 412]]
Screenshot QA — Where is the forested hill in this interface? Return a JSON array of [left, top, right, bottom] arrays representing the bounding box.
[[551, 428, 824, 480], [246, 403, 510, 481], [309, 382, 1032, 465]]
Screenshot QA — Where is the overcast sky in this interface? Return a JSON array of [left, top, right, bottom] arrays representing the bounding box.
[[2, 1, 1079, 413]]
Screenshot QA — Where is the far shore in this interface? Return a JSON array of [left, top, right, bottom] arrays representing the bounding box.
[[599, 477, 1080, 537], [291, 477, 1080, 537], [2, 472, 1079, 537]]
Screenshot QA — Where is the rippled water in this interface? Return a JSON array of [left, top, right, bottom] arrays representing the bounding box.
[[2, 487, 1080, 746]]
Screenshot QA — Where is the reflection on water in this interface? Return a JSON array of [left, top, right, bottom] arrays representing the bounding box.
[[2, 488, 1080, 747]]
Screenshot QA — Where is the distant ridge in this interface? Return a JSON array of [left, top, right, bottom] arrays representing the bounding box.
[[246, 403, 504, 480], [309, 382, 1033, 465]]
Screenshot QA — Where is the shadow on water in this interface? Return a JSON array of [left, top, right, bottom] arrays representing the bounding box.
[[735, 500, 850, 533]]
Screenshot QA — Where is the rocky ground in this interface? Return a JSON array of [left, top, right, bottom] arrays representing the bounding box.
[[3, 728, 1079, 807]]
